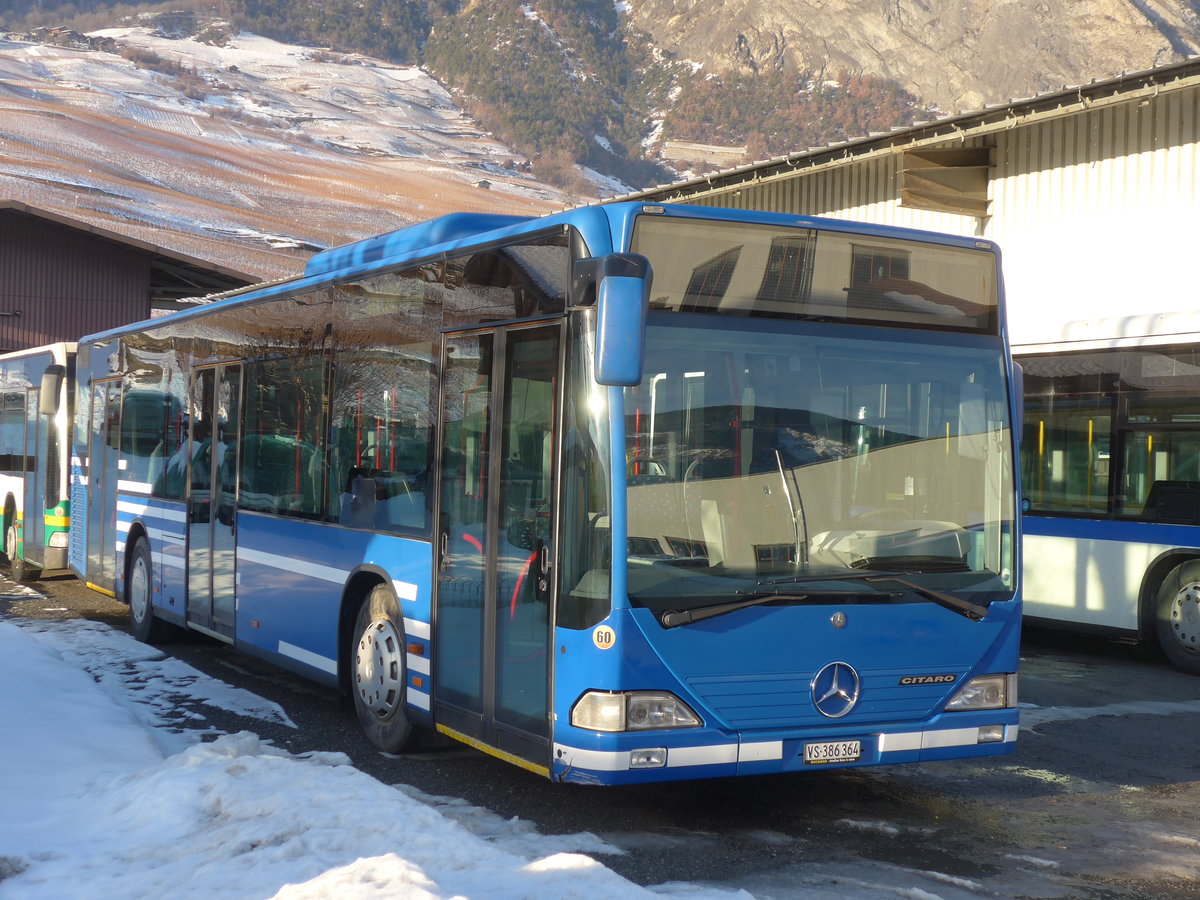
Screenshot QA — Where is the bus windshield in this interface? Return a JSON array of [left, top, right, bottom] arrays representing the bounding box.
[[620, 315, 1015, 618]]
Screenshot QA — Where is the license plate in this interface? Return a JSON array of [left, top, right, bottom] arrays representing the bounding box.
[[803, 739, 862, 765]]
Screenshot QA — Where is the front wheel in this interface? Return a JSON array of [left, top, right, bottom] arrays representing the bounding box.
[[128, 538, 176, 642], [351, 584, 414, 752], [5, 524, 36, 583], [1154, 559, 1200, 675]]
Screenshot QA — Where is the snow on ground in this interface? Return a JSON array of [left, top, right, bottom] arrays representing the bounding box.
[[6, 574, 1200, 899], [0, 612, 750, 900]]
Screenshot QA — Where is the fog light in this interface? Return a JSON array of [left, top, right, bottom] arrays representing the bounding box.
[[977, 724, 1005, 743], [630, 748, 666, 768]]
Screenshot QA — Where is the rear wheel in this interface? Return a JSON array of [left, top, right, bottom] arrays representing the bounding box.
[[351, 584, 414, 752], [1154, 559, 1200, 675]]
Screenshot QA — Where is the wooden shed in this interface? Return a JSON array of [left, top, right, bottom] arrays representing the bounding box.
[[0, 201, 255, 352]]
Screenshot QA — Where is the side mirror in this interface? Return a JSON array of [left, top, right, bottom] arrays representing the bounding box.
[[39, 364, 65, 417], [592, 254, 651, 386]]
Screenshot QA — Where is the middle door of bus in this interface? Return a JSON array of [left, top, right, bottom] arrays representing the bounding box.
[[435, 323, 561, 769], [186, 363, 242, 639]]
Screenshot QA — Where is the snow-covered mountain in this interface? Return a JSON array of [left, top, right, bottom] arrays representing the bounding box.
[[0, 27, 584, 281]]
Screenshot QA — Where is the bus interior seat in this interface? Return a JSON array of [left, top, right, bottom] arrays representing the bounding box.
[[1143, 480, 1200, 524], [239, 434, 316, 513]]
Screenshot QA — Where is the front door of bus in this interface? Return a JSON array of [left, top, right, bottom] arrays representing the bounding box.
[[86, 380, 122, 592], [186, 364, 242, 639], [435, 324, 560, 768]]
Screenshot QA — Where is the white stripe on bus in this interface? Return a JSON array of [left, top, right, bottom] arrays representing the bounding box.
[[278, 641, 338, 676], [876, 726, 1018, 753], [116, 500, 186, 523], [239, 546, 419, 603], [555, 725, 1015, 773], [403, 617, 430, 641]]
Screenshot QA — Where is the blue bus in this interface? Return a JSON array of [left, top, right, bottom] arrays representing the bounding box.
[[1018, 315, 1200, 675], [69, 202, 1021, 784], [0, 342, 74, 583]]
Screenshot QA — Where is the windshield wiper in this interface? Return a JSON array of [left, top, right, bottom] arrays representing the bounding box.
[[858, 574, 987, 621], [660, 588, 893, 629], [760, 570, 989, 621], [850, 555, 971, 573], [774, 449, 810, 567], [661, 593, 811, 628]]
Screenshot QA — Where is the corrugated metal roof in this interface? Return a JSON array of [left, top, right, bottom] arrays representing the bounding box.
[[611, 55, 1200, 205]]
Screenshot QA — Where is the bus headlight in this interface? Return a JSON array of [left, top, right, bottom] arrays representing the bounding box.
[[571, 691, 702, 732], [946, 673, 1018, 711]]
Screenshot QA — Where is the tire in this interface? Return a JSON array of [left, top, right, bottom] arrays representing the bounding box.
[[1154, 559, 1200, 675], [5, 524, 36, 583], [0, 503, 11, 566], [127, 537, 175, 643], [351, 584, 414, 752]]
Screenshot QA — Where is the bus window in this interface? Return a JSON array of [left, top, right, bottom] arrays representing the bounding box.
[[242, 356, 327, 518], [329, 269, 440, 533], [0, 389, 26, 472], [329, 348, 435, 533], [1022, 399, 1112, 515]]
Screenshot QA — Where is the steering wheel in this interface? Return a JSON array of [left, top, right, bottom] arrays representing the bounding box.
[[626, 456, 665, 476]]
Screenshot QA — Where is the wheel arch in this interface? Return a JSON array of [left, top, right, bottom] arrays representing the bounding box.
[[337, 565, 392, 694], [120, 520, 152, 604], [1138, 548, 1200, 644]]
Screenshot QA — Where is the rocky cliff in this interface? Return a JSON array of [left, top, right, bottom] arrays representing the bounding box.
[[630, 0, 1200, 111]]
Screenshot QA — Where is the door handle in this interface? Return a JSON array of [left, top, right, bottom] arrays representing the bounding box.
[[439, 531, 450, 570], [537, 542, 551, 594]]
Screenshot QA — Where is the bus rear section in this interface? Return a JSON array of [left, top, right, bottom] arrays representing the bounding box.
[[0, 343, 74, 583], [1019, 320, 1200, 674]]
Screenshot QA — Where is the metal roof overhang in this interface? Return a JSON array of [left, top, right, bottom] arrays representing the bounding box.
[[612, 55, 1200, 206]]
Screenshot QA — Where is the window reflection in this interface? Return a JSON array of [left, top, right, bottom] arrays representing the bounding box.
[[618, 317, 1014, 608]]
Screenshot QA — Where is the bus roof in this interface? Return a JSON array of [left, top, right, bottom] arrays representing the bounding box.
[[77, 202, 1000, 346], [1013, 309, 1200, 354], [304, 213, 534, 278]]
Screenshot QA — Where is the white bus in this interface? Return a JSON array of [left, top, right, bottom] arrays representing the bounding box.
[[1017, 312, 1200, 674], [0, 343, 75, 582]]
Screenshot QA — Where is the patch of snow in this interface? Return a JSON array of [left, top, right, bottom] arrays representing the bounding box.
[[0, 615, 752, 900]]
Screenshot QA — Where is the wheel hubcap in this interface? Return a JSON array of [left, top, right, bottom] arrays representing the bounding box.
[[5, 526, 16, 561], [130, 557, 149, 623], [355, 618, 403, 719], [1170, 582, 1200, 652]]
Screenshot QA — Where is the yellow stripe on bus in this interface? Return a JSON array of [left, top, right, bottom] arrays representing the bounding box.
[[435, 724, 551, 778], [86, 583, 117, 598], [44, 515, 70, 527]]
